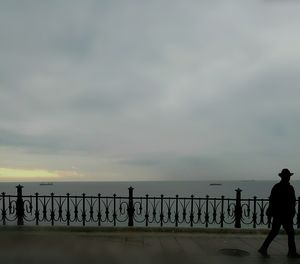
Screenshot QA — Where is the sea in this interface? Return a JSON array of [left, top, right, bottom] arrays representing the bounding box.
[[1, 180, 300, 198]]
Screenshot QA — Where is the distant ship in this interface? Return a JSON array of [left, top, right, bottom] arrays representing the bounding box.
[[209, 183, 222, 186], [39, 182, 54, 186]]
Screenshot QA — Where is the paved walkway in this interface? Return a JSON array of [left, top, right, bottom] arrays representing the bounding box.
[[0, 229, 298, 264]]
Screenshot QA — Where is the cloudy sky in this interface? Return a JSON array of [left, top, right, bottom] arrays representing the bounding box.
[[1, 1, 300, 181]]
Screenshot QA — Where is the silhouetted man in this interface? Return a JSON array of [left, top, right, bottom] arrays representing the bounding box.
[[258, 168, 300, 258]]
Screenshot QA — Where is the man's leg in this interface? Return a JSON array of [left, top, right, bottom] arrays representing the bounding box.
[[259, 218, 281, 255], [282, 220, 298, 256]]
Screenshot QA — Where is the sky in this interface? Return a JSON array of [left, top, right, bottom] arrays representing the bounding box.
[[1, 0, 300, 182]]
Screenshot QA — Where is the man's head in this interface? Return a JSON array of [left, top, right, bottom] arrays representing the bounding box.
[[278, 168, 294, 182]]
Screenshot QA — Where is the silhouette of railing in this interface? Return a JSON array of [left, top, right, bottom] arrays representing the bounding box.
[[1, 185, 300, 228]]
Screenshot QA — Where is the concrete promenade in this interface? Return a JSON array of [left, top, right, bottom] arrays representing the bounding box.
[[0, 227, 299, 264]]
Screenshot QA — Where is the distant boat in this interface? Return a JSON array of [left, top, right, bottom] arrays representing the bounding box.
[[39, 182, 54, 186], [209, 183, 222, 186]]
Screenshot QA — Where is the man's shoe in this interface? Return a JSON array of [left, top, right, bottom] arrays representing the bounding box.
[[287, 252, 300, 258], [258, 248, 270, 258]]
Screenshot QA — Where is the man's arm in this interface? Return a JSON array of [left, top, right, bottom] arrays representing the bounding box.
[[266, 187, 275, 217], [291, 186, 296, 217]]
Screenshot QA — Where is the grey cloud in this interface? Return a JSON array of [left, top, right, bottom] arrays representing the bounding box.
[[0, 127, 99, 155], [0, 128, 63, 153], [1, 1, 300, 180], [69, 90, 147, 114]]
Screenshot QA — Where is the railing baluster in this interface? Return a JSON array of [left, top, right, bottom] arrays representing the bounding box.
[[197, 198, 201, 222], [90, 197, 94, 222], [43, 196, 47, 220], [167, 198, 171, 221], [260, 198, 264, 226], [183, 198, 186, 222], [74, 197, 78, 221], [153, 197, 156, 221], [29, 195, 33, 214], [213, 198, 217, 223], [58, 196, 62, 221], [8, 195, 12, 214]]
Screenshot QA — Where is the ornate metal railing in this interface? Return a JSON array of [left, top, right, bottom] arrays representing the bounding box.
[[1, 185, 300, 228]]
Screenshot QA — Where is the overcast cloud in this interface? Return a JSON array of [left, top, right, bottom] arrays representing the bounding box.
[[1, 0, 300, 181]]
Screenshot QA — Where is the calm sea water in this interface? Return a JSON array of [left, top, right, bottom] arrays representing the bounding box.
[[1, 180, 300, 198]]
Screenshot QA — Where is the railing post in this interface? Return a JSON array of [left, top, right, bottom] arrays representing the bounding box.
[[51, 193, 55, 226], [205, 195, 209, 228], [16, 185, 24, 225], [220, 195, 224, 228], [82, 193, 86, 226], [145, 194, 149, 227], [253, 196, 257, 228], [234, 188, 242, 228], [35, 193, 39, 226], [190, 195, 194, 227], [2, 192, 6, 225], [175, 195, 179, 227], [113, 194, 116, 226], [127, 187, 134, 226], [160, 194, 164, 227], [97, 194, 101, 226], [66, 193, 70, 226]]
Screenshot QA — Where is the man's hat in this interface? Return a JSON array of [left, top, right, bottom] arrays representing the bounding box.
[[278, 168, 294, 178]]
